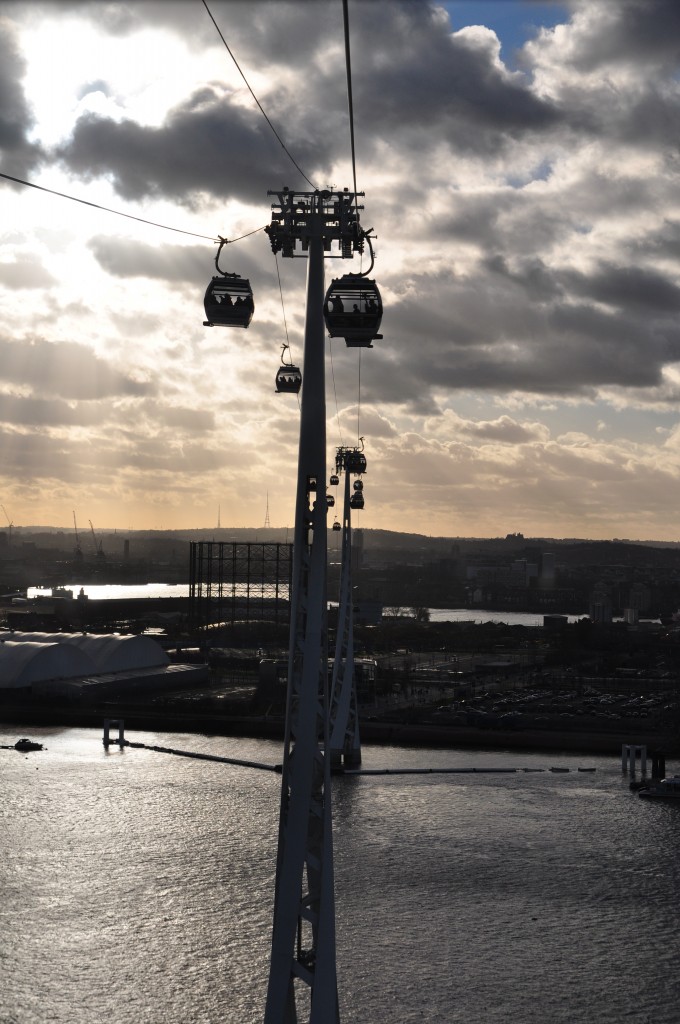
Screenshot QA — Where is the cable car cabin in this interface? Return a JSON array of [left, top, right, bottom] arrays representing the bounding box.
[[203, 275, 254, 328], [332, 521, 342, 532], [353, 479, 363, 491], [275, 365, 302, 394], [324, 276, 383, 347], [350, 492, 365, 510], [326, 494, 335, 508], [345, 450, 367, 474], [330, 474, 340, 486]]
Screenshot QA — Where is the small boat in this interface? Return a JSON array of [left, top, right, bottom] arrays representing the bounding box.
[[14, 738, 43, 752], [638, 775, 680, 799]]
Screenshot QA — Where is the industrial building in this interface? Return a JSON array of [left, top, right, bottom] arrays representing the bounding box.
[[0, 631, 208, 696]]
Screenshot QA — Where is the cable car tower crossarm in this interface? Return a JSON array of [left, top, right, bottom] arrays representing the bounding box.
[[264, 187, 365, 1024]]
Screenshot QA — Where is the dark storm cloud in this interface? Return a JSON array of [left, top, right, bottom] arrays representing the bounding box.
[[562, 264, 680, 314], [0, 391, 213, 432], [323, 1, 563, 158], [483, 255, 563, 303], [57, 83, 332, 206], [31, 0, 341, 57], [0, 16, 43, 176], [462, 416, 546, 444], [564, 0, 680, 72], [89, 238, 208, 283], [0, 337, 153, 400], [552, 78, 680, 153], [636, 220, 680, 262], [486, 257, 680, 316], [434, 169, 663, 257], [360, 259, 680, 403], [53, 0, 566, 204], [524, 2, 680, 151], [88, 236, 270, 287], [0, 392, 103, 428]]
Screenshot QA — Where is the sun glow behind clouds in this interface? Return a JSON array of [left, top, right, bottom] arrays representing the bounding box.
[[21, 15, 254, 143]]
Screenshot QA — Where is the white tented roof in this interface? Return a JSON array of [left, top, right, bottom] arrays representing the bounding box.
[[0, 641, 96, 688], [0, 632, 169, 688]]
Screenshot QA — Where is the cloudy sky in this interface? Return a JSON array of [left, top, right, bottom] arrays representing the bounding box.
[[1, 0, 680, 540]]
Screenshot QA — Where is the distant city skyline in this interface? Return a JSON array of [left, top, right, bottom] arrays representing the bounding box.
[[1, 1, 680, 540]]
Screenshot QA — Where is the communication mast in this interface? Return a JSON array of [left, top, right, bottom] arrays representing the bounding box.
[[264, 187, 366, 1024]]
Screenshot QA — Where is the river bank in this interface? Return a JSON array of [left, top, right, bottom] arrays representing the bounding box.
[[1, 700, 673, 756]]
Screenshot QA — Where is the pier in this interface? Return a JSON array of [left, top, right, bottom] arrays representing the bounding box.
[[104, 724, 596, 776]]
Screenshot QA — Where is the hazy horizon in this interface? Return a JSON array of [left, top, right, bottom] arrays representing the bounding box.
[[6, 521, 680, 549]]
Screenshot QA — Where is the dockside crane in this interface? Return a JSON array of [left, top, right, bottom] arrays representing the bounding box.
[[73, 511, 83, 561], [89, 519, 105, 559], [1, 505, 13, 545]]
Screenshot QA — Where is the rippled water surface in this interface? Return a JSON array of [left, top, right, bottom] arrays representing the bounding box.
[[2, 727, 679, 1023]]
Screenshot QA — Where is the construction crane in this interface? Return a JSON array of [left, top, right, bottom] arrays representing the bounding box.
[[89, 519, 105, 559], [1, 505, 13, 545], [73, 511, 83, 561]]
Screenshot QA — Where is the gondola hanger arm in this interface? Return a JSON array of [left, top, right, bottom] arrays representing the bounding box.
[[215, 236, 235, 277]]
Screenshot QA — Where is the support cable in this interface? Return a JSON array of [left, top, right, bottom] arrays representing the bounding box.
[[357, 347, 362, 444], [0, 170, 266, 245], [329, 338, 344, 447], [343, 0, 367, 444], [274, 252, 292, 356], [201, 0, 317, 190], [342, 0, 360, 218], [274, 252, 301, 409], [0, 170, 222, 241]]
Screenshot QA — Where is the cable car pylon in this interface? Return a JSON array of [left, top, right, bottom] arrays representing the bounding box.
[[264, 186, 369, 1024], [328, 446, 365, 769]]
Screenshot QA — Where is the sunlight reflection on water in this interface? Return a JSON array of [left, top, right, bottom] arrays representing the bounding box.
[[2, 728, 679, 1024]]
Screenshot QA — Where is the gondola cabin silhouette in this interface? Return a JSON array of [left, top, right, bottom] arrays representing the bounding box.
[[203, 274, 254, 328], [324, 275, 382, 347], [275, 365, 302, 394], [344, 450, 367, 474], [350, 492, 365, 510]]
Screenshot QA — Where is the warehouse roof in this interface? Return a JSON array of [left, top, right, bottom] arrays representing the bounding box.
[[0, 631, 169, 689]]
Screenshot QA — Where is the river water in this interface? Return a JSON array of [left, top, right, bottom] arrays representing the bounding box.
[[2, 727, 679, 1023], [28, 585, 585, 626]]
